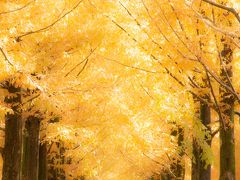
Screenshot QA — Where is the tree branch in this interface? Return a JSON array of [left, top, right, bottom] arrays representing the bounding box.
[[0, 47, 14, 67], [206, 71, 225, 129], [202, 0, 240, 23], [106, 10, 220, 110], [0, 0, 35, 15], [211, 128, 219, 138], [187, 3, 240, 49], [15, 0, 84, 42], [198, 59, 240, 102], [65, 46, 98, 77], [235, 111, 240, 117], [21, 93, 41, 105], [102, 55, 159, 74]]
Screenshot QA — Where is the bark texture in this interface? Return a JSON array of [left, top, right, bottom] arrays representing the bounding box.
[[2, 82, 22, 180], [48, 142, 66, 180], [22, 116, 40, 180], [160, 126, 185, 180], [39, 142, 48, 180], [192, 101, 211, 180], [219, 41, 235, 180]]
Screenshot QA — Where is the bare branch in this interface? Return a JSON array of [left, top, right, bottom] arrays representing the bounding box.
[[188, 76, 200, 88], [106, 10, 220, 108], [202, 0, 240, 23], [139, 82, 155, 100], [15, 0, 84, 42], [196, 12, 239, 39], [155, 0, 192, 52], [119, 1, 163, 51], [76, 56, 89, 76], [123, 0, 240, 106], [211, 128, 219, 138], [65, 46, 98, 77], [143, 152, 163, 166], [65, 59, 87, 77], [0, 0, 35, 15], [102, 55, 160, 74], [235, 111, 240, 117], [0, 47, 14, 67], [215, 38, 236, 92], [189, 3, 240, 49], [21, 93, 41, 105], [167, 0, 189, 41], [206, 71, 226, 129], [142, 0, 198, 62], [119, 0, 188, 75], [163, 67, 185, 87], [199, 59, 240, 102], [151, 1, 240, 102]]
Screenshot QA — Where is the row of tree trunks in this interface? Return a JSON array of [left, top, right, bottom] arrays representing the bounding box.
[[152, 36, 235, 180], [191, 43, 235, 180], [191, 33, 235, 180], [1, 40, 235, 180], [1, 82, 48, 180], [191, 18, 236, 179]]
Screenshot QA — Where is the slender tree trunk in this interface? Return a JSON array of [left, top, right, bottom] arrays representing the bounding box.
[[192, 104, 211, 180], [160, 125, 185, 180], [192, 89, 211, 180], [219, 41, 235, 180], [192, 138, 200, 180], [22, 116, 40, 180], [199, 102, 211, 180], [48, 142, 66, 180], [172, 127, 185, 179], [192, 1, 212, 178], [2, 82, 22, 180], [39, 142, 48, 180]]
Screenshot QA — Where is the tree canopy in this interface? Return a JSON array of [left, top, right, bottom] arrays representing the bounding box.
[[0, 0, 239, 179]]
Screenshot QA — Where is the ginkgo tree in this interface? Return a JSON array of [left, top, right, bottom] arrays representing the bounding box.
[[0, 0, 194, 179], [92, 0, 240, 179], [0, 0, 239, 180], [0, 0, 106, 179]]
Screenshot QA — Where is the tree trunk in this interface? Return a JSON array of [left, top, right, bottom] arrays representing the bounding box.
[[2, 82, 22, 180], [48, 142, 66, 180], [219, 41, 235, 180], [192, 101, 211, 180], [199, 102, 211, 180], [172, 127, 185, 179], [22, 116, 40, 180], [39, 142, 48, 180], [160, 126, 185, 180]]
